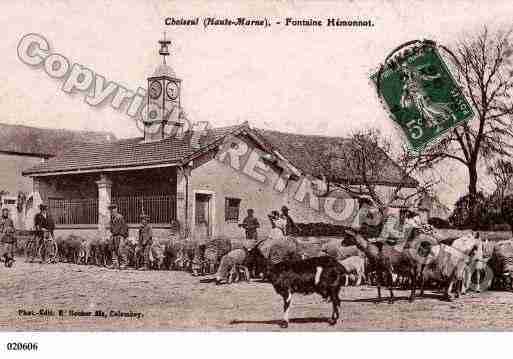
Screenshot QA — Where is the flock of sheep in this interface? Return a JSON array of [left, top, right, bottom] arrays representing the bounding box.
[[52, 235, 232, 273], [14, 229, 513, 297], [12, 227, 513, 328], [238, 229, 513, 327]]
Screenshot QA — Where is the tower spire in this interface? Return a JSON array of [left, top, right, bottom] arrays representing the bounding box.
[[158, 32, 171, 65]]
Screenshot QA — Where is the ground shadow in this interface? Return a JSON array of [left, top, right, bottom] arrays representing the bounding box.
[[417, 292, 448, 300], [199, 278, 217, 284], [199, 278, 267, 284], [249, 278, 268, 283], [341, 295, 409, 303], [230, 317, 331, 326], [341, 293, 447, 303]]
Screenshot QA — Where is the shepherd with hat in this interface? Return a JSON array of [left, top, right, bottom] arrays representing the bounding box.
[[107, 203, 129, 269], [136, 211, 153, 270], [33, 203, 55, 263], [411, 204, 443, 241], [239, 208, 260, 241], [1, 207, 16, 267], [281, 205, 299, 237]]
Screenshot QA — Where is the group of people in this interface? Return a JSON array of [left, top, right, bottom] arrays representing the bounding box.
[[1, 204, 56, 266], [238, 206, 298, 242], [0, 201, 153, 270], [355, 196, 442, 246], [6, 196, 432, 270], [106, 203, 154, 270], [238, 200, 440, 247]]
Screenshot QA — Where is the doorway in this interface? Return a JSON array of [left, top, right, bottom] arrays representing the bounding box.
[[195, 193, 212, 239]]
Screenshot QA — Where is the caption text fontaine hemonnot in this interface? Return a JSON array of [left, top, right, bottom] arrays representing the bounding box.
[[165, 17, 374, 29]]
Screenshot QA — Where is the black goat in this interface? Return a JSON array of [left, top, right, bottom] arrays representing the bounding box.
[[247, 243, 346, 328]]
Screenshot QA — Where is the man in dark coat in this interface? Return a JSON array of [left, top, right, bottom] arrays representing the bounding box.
[[33, 204, 55, 263], [281, 206, 299, 236], [239, 209, 260, 240], [108, 204, 129, 269], [136, 214, 153, 270], [34, 204, 55, 235], [1, 207, 16, 267]]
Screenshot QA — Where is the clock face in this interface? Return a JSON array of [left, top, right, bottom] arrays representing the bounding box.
[[149, 81, 162, 99], [166, 82, 179, 100], [148, 109, 159, 120]]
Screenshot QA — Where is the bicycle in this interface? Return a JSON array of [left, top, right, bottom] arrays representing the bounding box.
[[25, 229, 58, 263], [24, 231, 39, 263]]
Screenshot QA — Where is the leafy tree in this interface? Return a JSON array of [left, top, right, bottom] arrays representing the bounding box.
[[449, 192, 488, 229], [501, 194, 513, 234]]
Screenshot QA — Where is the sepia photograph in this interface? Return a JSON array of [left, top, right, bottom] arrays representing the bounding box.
[[1, 1, 513, 355]]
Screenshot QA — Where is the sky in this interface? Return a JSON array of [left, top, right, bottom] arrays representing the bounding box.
[[1, 0, 512, 209]]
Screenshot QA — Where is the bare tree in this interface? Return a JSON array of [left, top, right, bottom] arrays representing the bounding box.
[[320, 128, 435, 215], [488, 158, 513, 204], [419, 27, 513, 218]]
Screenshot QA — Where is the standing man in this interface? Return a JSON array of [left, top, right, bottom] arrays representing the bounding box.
[[34, 204, 55, 263], [378, 207, 404, 245], [239, 209, 260, 240], [136, 214, 153, 270], [281, 206, 299, 237], [108, 204, 129, 270], [1, 207, 16, 267], [407, 207, 442, 241]]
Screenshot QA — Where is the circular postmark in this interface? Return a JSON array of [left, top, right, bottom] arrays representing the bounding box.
[[468, 260, 494, 293], [407, 232, 439, 265]]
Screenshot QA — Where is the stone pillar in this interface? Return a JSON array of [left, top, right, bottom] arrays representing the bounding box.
[[176, 169, 186, 225], [96, 174, 112, 237], [33, 177, 41, 194], [32, 177, 43, 205], [176, 166, 192, 238]]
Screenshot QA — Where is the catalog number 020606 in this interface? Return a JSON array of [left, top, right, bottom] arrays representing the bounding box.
[[5, 342, 39, 351]]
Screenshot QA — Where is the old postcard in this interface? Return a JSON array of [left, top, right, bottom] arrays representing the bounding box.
[[2, 0, 513, 347]]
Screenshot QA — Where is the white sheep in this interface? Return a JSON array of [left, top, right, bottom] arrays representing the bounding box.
[[452, 232, 483, 293], [339, 255, 366, 286], [419, 243, 467, 301]]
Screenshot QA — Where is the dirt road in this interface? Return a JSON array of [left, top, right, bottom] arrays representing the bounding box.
[[1, 261, 513, 331]]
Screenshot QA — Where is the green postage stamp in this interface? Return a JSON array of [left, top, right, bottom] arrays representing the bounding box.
[[373, 43, 474, 152]]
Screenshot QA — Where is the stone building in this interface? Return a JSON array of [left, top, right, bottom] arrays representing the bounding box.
[[22, 42, 417, 241], [0, 122, 113, 229]]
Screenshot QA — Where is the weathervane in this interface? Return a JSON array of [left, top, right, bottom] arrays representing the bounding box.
[[158, 32, 171, 65]]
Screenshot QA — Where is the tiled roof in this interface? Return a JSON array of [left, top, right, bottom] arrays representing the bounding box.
[[23, 123, 416, 187], [253, 128, 417, 187], [0, 122, 115, 157], [23, 124, 243, 175]]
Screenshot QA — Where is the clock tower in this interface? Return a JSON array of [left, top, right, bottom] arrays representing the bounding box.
[[144, 33, 184, 141]]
